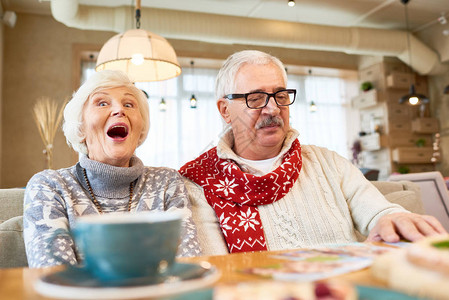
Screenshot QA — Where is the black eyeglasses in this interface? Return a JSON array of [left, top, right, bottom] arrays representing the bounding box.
[[224, 89, 297, 109]]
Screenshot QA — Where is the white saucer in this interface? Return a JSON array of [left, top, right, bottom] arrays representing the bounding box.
[[34, 262, 220, 300]]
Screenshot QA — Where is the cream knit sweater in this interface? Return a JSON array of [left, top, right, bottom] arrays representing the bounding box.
[[183, 129, 407, 256]]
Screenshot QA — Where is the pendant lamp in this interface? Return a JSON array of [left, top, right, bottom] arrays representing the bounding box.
[[189, 61, 198, 109], [308, 69, 318, 112], [95, 0, 181, 82], [398, 0, 429, 106], [159, 98, 167, 112]]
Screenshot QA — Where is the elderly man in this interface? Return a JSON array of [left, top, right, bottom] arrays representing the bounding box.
[[180, 50, 446, 255]]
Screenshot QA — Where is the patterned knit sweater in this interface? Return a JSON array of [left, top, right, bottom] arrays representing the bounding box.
[[183, 128, 408, 256], [24, 155, 202, 268]]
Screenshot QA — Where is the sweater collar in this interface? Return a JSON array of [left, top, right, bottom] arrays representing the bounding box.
[[76, 154, 144, 198]]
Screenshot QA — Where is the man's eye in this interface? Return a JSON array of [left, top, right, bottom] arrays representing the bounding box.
[[247, 93, 265, 101], [276, 92, 288, 99]]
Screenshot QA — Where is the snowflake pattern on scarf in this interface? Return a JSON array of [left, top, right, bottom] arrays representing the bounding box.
[[180, 139, 302, 253]]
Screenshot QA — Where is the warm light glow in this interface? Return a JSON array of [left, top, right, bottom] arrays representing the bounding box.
[[131, 53, 144, 65], [288, 0, 295, 7], [190, 94, 197, 109], [309, 101, 317, 112], [159, 98, 167, 111], [408, 96, 419, 105]]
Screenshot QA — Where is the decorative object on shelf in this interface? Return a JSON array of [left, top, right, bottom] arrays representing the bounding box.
[[370, 116, 383, 134], [361, 81, 373, 92], [95, 0, 181, 82], [159, 98, 167, 112], [397, 165, 410, 174], [398, 0, 430, 106], [431, 133, 440, 163], [32, 97, 66, 169], [189, 60, 198, 109], [351, 140, 362, 167], [287, 0, 295, 7], [415, 138, 426, 147]]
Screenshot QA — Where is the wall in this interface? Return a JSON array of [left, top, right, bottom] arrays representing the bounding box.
[[1, 13, 115, 188]]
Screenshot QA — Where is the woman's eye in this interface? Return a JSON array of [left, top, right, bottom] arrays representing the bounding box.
[[124, 103, 134, 108], [98, 101, 108, 107]]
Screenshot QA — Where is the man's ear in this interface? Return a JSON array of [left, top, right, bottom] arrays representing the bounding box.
[[217, 98, 231, 124]]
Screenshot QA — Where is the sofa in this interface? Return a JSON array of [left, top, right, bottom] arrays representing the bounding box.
[[0, 180, 423, 269]]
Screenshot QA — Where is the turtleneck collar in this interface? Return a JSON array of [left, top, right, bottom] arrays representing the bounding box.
[[76, 154, 144, 198]]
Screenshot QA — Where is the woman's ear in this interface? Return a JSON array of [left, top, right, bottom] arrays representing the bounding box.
[[217, 98, 231, 124]]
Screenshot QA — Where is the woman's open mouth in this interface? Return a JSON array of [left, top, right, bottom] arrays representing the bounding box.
[[107, 123, 129, 140]]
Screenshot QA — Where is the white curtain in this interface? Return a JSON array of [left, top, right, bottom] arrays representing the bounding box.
[[81, 65, 357, 169], [288, 74, 357, 159], [135, 68, 223, 169]]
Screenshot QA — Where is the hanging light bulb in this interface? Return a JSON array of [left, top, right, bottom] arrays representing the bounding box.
[[399, 84, 429, 105], [309, 101, 317, 112], [307, 69, 317, 112], [288, 0, 295, 7], [189, 60, 198, 108], [190, 94, 197, 108], [398, 0, 429, 106], [131, 53, 144, 66], [159, 98, 167, 112]]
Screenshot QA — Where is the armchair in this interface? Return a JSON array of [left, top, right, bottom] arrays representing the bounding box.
[[388, 171, 449, 232]]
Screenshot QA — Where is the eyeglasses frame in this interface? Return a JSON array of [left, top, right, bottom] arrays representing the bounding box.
[[224, 89, 297, 109]]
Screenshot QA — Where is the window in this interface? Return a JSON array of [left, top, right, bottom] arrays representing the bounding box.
[[81, 64, 357, 169]]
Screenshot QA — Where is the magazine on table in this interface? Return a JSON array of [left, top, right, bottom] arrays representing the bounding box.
[[241, 242, 408, 281]]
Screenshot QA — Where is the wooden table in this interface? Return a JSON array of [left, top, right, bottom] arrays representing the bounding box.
[[0, 249, 387, 299]]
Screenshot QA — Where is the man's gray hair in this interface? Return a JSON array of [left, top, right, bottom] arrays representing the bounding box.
[[62, 70, 150, 155], [215, 50, 288, 99]]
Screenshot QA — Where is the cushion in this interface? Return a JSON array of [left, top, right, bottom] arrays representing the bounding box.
[[384, 191, 425, 215], [371, 180, 424, 214], [0, 216, 28, 268], [0, 188, 25, 223]]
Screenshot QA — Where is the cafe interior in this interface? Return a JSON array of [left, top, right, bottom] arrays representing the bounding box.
[[1, 0, 449, 188], [1, 0, 449, 299]]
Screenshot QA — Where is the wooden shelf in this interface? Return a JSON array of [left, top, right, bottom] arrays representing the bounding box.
[[392, 147, 436, 164]]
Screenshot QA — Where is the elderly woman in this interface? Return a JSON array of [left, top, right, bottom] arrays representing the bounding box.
[[23, 70, 201, 268]]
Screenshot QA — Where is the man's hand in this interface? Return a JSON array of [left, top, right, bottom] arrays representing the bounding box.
[[367, 212, 447, 242]]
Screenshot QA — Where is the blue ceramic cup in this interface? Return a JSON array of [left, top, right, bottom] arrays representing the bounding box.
[[72, 211, 183, 284]]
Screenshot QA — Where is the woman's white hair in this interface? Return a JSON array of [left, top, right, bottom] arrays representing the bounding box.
[[215, 50, 288, 99], [62, 70, 150, 155]]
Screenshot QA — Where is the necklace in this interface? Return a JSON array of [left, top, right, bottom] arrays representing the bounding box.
[[82, 168, 134, 213]]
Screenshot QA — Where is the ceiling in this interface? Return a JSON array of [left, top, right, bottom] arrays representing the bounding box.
[[3, 0, 449, 74], [4, 0, 449, 33]]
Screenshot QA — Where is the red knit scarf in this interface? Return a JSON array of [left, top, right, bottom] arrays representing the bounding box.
[[179, 139, 302, 253]]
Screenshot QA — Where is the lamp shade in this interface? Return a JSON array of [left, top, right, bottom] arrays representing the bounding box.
[[96, 29, 181, 82], [399, 84, 429, 105]]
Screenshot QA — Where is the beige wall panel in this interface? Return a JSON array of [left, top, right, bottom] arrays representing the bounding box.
[[1, 13, 114, 188]]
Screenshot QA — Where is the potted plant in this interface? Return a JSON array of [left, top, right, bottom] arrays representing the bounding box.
[[415, 138, 426, 147], [361, 81, 373, 92]]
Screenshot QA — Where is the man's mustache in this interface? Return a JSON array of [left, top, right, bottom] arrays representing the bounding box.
[[255, 116, 284, 129]]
